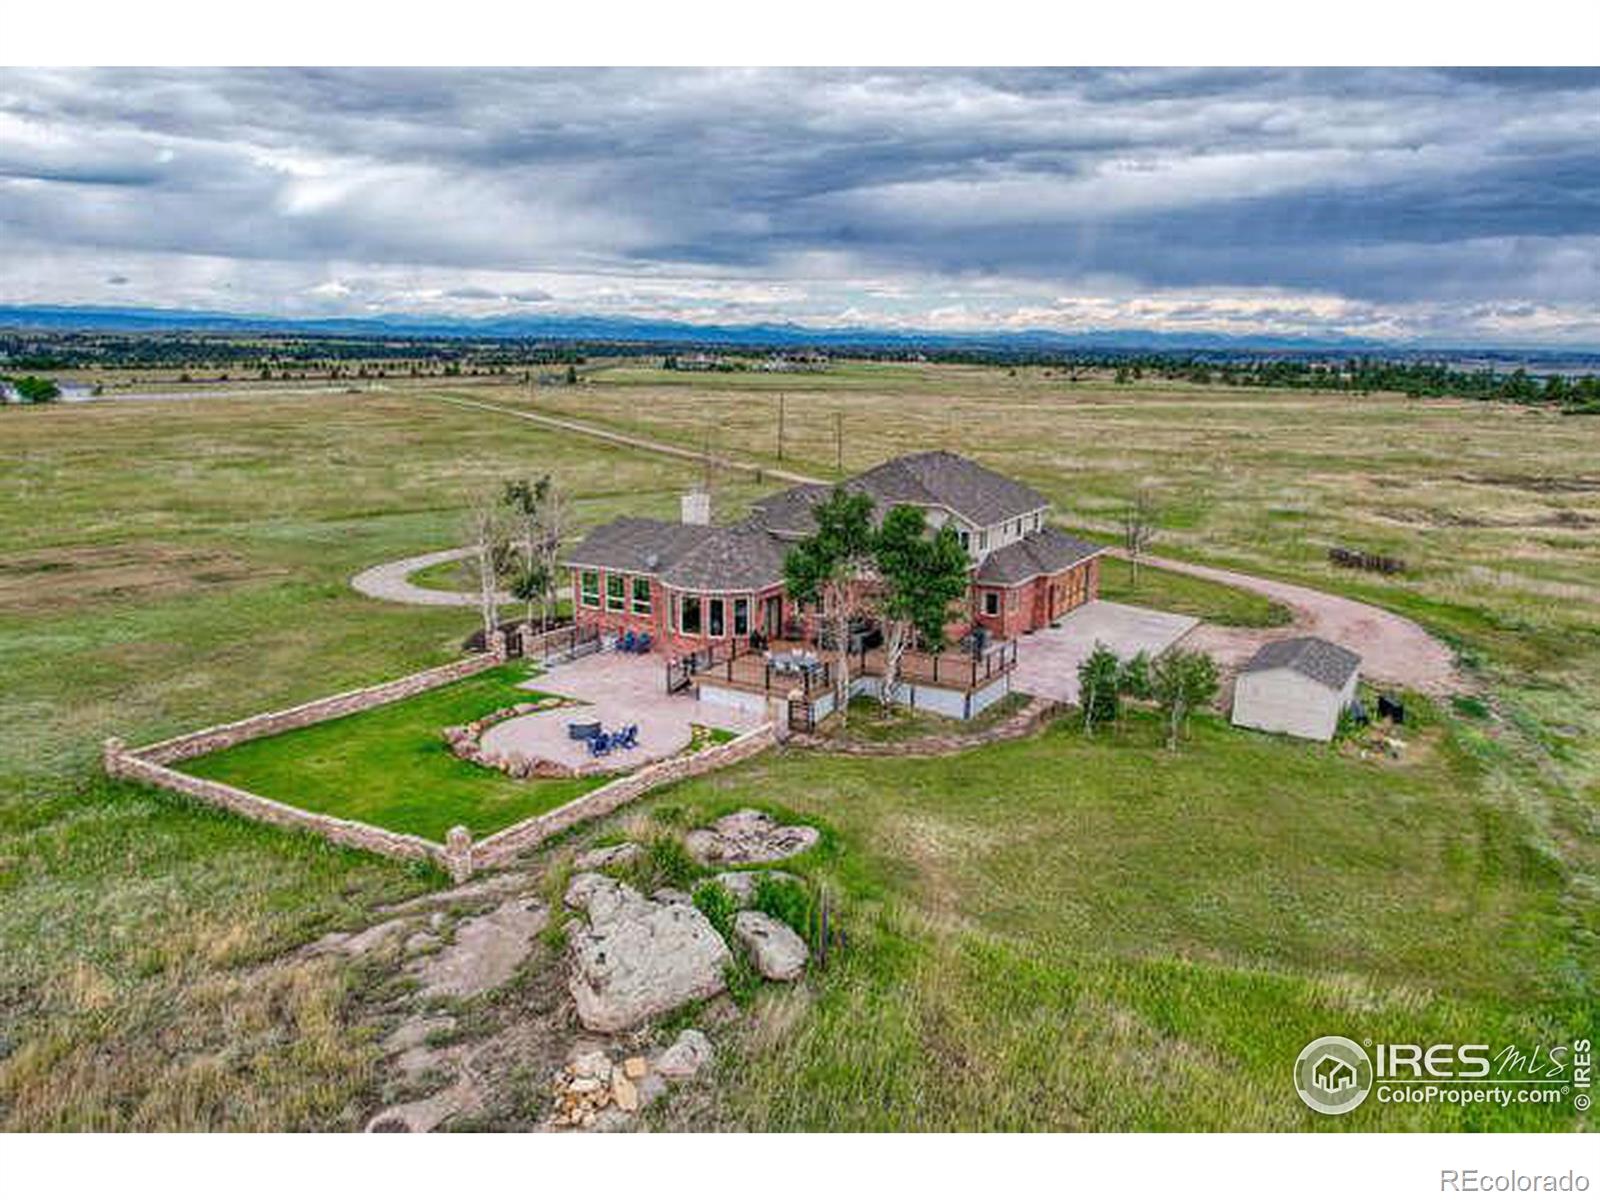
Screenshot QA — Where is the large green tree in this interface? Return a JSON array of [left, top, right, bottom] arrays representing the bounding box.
[[873, 505, 970, 711], [783, 487, 876, 725]]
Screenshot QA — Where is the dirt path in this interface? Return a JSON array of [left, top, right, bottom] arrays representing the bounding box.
[[1139, 551, 1462, 695], [428, 392, 827, 487]]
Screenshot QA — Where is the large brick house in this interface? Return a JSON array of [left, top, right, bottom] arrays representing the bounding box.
[[564, 451, 1103, 656]]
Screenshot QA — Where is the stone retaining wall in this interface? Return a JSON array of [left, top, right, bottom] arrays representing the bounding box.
[[787, 695, 1061, 757], [132, 653, 504, 764], [469, 723, 777, 872], [104, 741, 456, 873]]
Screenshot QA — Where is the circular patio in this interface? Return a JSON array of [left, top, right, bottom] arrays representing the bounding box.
[[478, 699, 695, 773]]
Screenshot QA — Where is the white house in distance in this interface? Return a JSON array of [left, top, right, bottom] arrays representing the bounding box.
[[1231, 636, 1361, 742]]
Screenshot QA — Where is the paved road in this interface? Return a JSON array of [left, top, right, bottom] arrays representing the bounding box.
[[351, 546, 509, 608]]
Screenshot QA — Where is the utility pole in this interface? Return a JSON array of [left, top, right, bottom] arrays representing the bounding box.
[[777, 392, 786, 462]]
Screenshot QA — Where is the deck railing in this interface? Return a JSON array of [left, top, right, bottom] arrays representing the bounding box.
[[677, 635, 1016, 698]]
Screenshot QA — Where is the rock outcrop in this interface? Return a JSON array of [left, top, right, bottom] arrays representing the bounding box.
[[685, 809, 820, 865], [564, 876, 731, 1032]]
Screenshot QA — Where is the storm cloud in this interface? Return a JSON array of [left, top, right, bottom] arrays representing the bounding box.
[[2, 67, 1598, 344]]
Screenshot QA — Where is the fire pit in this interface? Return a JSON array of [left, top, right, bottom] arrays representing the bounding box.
[[567, 719, 602, 741]]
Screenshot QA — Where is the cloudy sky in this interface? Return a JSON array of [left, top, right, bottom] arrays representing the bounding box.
[[2, 67, 1599, 345]]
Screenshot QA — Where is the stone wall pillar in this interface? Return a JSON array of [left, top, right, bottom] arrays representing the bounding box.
[[488, 628, 508, 662], [446, 825, 475, 883], [102, 736, 126, 777], [768, 693, 791, 743], [516, 623, 535, 660]]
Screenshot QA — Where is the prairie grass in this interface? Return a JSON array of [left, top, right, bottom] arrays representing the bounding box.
[[1, 369, 1594, 1130]]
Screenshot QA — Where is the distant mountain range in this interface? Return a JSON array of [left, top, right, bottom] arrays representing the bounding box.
[[2, 304, 1597, 366]]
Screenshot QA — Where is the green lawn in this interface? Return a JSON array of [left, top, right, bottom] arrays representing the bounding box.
[[182, 664, 603, 842], [648, 707, 1587, 1132], [1096, 555, 1292, 627]]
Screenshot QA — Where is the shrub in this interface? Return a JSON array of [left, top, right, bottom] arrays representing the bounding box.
[[691, 880, 739, 942], [752, 874, 816, 944], [1077, 642, 1121, 733], [1118, 650, 1153, 701]]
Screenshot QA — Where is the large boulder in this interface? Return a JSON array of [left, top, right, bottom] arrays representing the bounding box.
[[685, 809, 820, 865], [733, 910, 809, 981], [566, 879, 731, 1032]]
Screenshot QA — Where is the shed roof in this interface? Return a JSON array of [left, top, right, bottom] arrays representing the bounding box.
[[1240, 636, 1361, 690]]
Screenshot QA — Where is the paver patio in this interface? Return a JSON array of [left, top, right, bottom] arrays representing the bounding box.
[[486, 650, 764, 770], [1009, 600, 1199, 704]]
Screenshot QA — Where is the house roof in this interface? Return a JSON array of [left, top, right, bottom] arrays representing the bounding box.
[[749, 482, 834, 537], [1240, 636, 1361, 690], [564, 517, 715, 575], [752, 450, 1049, 536], [564, 516, 788, 592], [658, 522, 789, 592], [973, 527, 1105, 586]]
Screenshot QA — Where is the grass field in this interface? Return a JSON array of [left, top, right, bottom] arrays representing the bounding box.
[[182, 664, 601, 842], [1, 367, 1594, 1131], [645, 705, 1582, 1131]]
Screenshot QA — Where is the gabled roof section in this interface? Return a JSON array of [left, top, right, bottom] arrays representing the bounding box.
[[1240, 636, 1361, 691], [853, 451, 1049, 527], [974, 527, 1104, 586], [751, 451, 1050, 536]]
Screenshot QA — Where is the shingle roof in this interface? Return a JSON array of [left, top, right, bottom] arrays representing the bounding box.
[[658, 523, 789, 592], [752, 451, 1049, 536], [749, 483, 834, 537], [1240, 637, 1361, 690], [850, 451, 1049, 527], [564, 517, 714, 575], [974, 527, 1104, 585], [564, 517, 788, 592]]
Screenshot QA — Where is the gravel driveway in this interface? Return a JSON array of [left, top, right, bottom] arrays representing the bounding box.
[[1142, 553, 1462, 695]]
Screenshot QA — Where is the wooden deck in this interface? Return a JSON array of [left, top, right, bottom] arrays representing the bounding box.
[[683, 638, 1016, 699]]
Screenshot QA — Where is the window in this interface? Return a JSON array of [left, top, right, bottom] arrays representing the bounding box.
[[978, 530, 989, 552], [983, 590, 1000, 617], [708, 597, 725, 637], [632, 576, 652, 613], [580, 570, 600, 607], [679, 594, 701, 635], [606, 574, 626, 611], [1033, 512, 1043, 531], [958, 529, 971, 552], [733, 596, 750, 637]]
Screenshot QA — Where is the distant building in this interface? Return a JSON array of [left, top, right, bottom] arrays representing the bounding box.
[[673, 353, 726, 372], [1231, 636, 1361, 742]]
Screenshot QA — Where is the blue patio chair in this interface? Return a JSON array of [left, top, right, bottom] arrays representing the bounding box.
[[617, 724, 639, 749], [619, 631, 636, 653], [635, 633, 652, 653], [588, 731, 612, 757]]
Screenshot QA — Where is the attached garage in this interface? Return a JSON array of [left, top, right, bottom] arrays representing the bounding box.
[[1231, 636, 1361, 742]]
